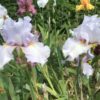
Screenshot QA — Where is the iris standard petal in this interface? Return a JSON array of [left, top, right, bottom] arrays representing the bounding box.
[[2, 16, 34, 46], [72, 15, 100, 44]]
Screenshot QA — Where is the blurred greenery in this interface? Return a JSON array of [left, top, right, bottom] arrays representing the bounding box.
[[0, 0, 100, 100]]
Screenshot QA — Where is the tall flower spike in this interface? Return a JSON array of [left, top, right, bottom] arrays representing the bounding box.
[[17, 0, 36, 15], [22, 42, 50, 65], [76, 0, 94, 11], [2, 16, 34, 46]]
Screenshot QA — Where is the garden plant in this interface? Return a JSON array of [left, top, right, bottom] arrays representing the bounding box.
[[0, 0, 100, 100]]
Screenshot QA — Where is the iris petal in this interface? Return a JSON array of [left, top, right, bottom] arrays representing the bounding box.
[[22, 42, 50, 65], [62, 38, 90, 61], [0, 45, 15, 69], [82, 63, 93, 78], [2, 16, 34, 46], [37, 0, 48, 8]]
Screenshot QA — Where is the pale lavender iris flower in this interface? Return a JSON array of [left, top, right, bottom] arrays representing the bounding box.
[[2, 16, 33, 46], [62, 38, 91, 61], [0, 16, 50, 69], [17, 0, 37, 15]]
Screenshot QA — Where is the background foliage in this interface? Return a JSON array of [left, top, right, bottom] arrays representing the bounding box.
[[0, 0, 100, 100]]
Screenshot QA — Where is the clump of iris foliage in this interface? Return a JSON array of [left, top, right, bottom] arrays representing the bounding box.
[[0, 0, 100, 100]]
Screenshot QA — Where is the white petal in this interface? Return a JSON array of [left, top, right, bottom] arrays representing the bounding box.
[[62, 38, 90, 61], [0, 4, 7, 17], [22, 42, 50, 65], [82, 63, 94, 78], [72, 15, 100, 44], [37, 0, 48, 8], [0, 45, 15, 69], [2, 17, 35, 46]]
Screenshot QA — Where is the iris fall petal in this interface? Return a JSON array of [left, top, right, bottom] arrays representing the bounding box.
[[22, 42, 50, 65]]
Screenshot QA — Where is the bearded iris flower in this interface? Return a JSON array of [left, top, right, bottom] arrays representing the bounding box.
[[76, 0, 94, 11], [62, 38, 93, 77], [62, 15, 100, 61], [62, 15, 100, 77], [17, 0, 36, 15], [0, 16, 50, 69], [62, 38, 94, 77], [0, 4, 9, 29]]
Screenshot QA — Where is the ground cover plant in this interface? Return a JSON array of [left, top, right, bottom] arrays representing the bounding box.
[[0, 0, 100, 100]]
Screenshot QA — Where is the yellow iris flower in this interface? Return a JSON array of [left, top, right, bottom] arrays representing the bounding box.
[[76, 0, 94, 11]]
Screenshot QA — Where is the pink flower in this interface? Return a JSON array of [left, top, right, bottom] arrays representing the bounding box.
[[17, 0, 37, 15]]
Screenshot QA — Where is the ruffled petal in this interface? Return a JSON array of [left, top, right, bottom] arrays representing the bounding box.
[[0, 45, 15, 69], [82, 63, 93, 78], [62, 38, 90, 61], [72, 15, 100, 44], [22, 42, 50, 65], [2, 16, 35, 46]]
